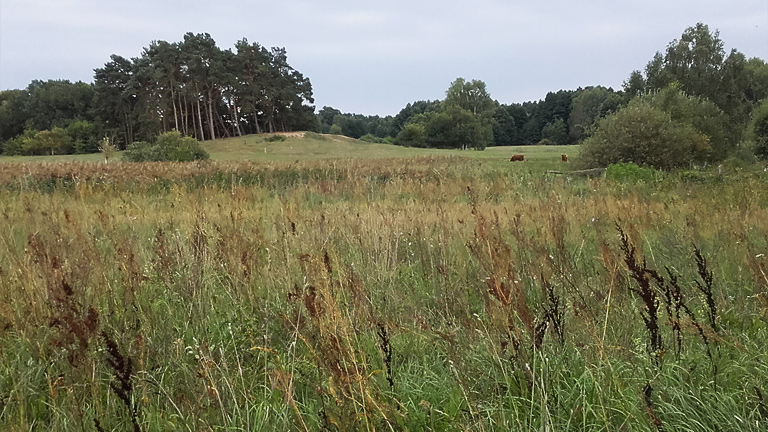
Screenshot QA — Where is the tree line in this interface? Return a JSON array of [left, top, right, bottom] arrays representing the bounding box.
[[317, 84, 627, 150], [1, 23, 767, 164], [0, 33, 316, 155], [318, 23, 768, 163]]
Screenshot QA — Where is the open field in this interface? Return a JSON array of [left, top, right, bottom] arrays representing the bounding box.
[[0, 132, 581, 165], [1, 136, 767, 431]]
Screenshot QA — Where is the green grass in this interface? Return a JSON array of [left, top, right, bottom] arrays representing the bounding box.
[[205, 133, 580, 165], [0, 131, 581, 165], [0, 143, 766, 431]]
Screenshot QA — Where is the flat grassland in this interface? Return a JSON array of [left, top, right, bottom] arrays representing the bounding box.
[[1, 134, 767, 431]]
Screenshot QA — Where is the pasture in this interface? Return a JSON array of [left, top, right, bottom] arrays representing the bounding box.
[[0, 134, 767, 431]]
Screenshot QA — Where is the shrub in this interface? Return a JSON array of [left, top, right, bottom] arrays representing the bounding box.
[[329, 124, 343, 135], [645, 86, 735, 162], [29, 127, 73, 155], [578, 99, 710, 170], [359, 134, 383, 143], [264, 134, 287, 142], [123, 131, 209, 162], [66, 120, 100, 154], [1, 129, 36, 155], [605, 162, 661, 183], [395, 123, 426, 148]]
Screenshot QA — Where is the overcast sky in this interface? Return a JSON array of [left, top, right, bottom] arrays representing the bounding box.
[[1, 0, 766, 116]]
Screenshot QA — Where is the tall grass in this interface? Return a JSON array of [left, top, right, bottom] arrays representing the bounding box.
[[0, 157, 767, 430]]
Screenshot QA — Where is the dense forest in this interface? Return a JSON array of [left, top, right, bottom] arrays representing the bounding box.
[[1, 24, 768, 161]]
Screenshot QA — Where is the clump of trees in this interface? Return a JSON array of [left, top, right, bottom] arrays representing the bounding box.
[[393, 78, 495, 150], [580, 23, 768, 169], [0, 33, 316, 154], [93, 35, 315, 146]]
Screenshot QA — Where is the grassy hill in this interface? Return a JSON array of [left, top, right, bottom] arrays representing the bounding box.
[[202, 132, 580, 163], [0, 132, 581, 165]]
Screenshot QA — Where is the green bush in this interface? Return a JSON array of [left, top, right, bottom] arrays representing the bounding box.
[[26, 127, 72, 155], [329, 124, 343, 135], [396, 123, 426, 148], [578, 99, 710, 170], [646, 86, 735, 162], [123, 131, 209, 162], [66, 120, 100, 154], [264, 134, 287, 142], [605, 162, 661, 183], [359, 134, 383, 143]]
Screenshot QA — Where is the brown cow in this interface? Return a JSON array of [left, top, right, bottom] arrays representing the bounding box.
[[510, 154, 525, 162], [561, 154, 568, 162]]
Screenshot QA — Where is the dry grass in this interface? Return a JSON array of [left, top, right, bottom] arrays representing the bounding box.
[[0, 155, 767, 430]]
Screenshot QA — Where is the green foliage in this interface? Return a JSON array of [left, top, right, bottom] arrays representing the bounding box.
[[578, 99, 710, 170], [91, 35, 315, 146], [751, 99, 768, 159], [66, 120, 101, 154], [315, 107, 395, 139], [264, 134, 287, 142], [123, 131, 209, 162], [1, 129, 37, 156], [393, 100, 441, 135], [395, 123, 426, 147], [605, 162, 661, 183], [34, 127, 73, 155], [631, 22, 768, 130], [0, 89, 29, 143], [428, 78, 495, 150], [645, 85, 735, 161], [23, 79, 95, 131], [359, 134, 384, 143], [568, 86, 624, 142], [444, 77, 495, 117], [329, 124, 343, 135], [425, 106, 490, 149], [540, 118, 568, 145], [6, 127, 74, 156]]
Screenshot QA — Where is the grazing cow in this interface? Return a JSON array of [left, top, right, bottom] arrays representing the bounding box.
[[510, 154, 525, 162], [561, 154, 568, 162]]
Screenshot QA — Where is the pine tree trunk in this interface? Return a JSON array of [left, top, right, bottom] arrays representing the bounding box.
[[207, 89, 216, 140], [182, 94, 188, 135], [171, 85, 179, 131], [232, 99, 242, 137], [196, 97, 205, 140], [253, 111, 261, 134]]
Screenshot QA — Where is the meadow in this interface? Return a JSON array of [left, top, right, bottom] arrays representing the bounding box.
[[0, 134, 767, 431]]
